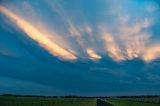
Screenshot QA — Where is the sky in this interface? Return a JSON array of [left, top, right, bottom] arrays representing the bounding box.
[[0, 0, 160, 96]]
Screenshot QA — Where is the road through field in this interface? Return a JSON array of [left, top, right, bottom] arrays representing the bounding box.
[[97, 99, 113, 106]]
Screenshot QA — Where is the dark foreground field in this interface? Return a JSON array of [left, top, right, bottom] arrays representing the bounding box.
[[0, 96, 160, 106], [0, 96, 96, 106], [105, 97, 160, 106]]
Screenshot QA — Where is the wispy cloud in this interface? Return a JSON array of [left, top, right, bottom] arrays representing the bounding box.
[[45, 0, 98, 58], [119, 19, 152, 60], [142, 43, 160, 62], [0, 0, 160, 62], [100, 26, 124, 61], [86, 48, 101, 60], [97, 0, 160, 62], [0, 49, 15, 57], [0, 6, 77, 60]]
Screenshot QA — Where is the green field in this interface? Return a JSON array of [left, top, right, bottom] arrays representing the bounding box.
[[0, 96, 96, 106], [1, 96, 160, 106], [106, 98, 160, 106]]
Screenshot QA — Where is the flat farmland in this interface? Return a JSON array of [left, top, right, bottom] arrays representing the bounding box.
[[105, 97, 160, 106], [1, 96, 160, 106], [0, 96, 96, 106]]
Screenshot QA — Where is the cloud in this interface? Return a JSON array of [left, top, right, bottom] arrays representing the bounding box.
[[97, 0, 160, 62], [114, 15, 159, 62], [147, 74, 160, 82], [146, 2, 159, 13], [0, 0, 160, 62], [0, 76, 64, 96], [142, 43, 160, 62], [100, 26, 124, 61], [1, 0, 160, 96], [106, 18, 159, 63], [0, 49, 15, 57], [0, 6, 77, 60], [86, 48, 101, 60], [119, 19, 151, 60], [45, 0, 98, 58]]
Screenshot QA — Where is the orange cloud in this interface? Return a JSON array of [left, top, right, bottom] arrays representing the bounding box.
[[119, 19, 152, 60], [122, 33, 150, 60], [142, 43, 160, 62], [86, 48, 101, 60], [100, 26, 124, 61], [0, 6, 77, 60]]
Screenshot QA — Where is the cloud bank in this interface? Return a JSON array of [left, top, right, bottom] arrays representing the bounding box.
[[0, 0, 160, 62]]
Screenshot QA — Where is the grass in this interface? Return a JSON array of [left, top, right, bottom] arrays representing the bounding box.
[[0, 96, 96, 106], [106, 98, 160, 106], [117, 97, 160, 103], [1, 95, 160, 106]]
